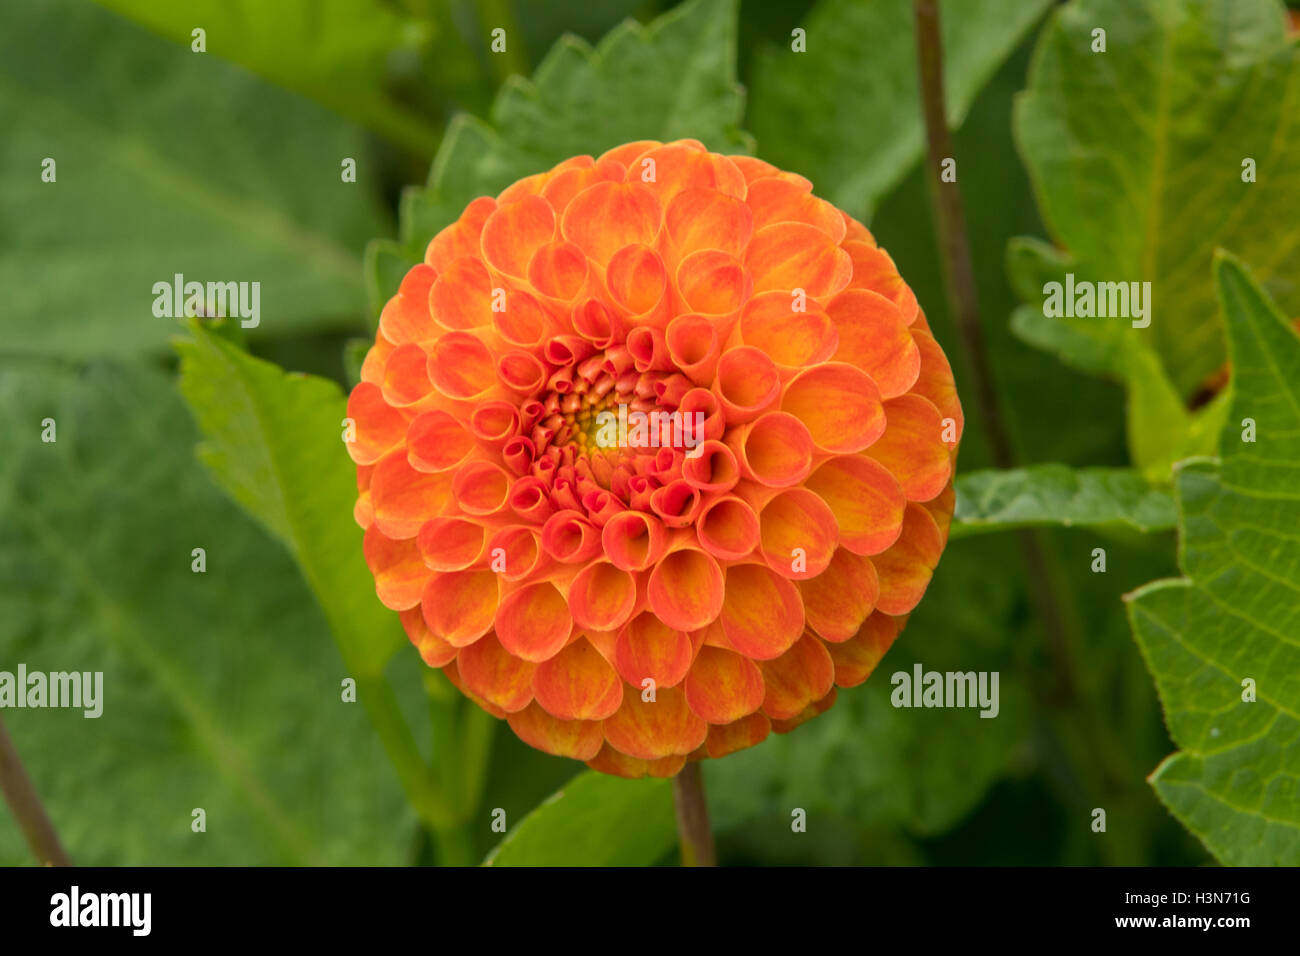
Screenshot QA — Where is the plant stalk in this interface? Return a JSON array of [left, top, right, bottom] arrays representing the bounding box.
[[912, 0, 1080, 704], [671, 763, 716, 866], [0, 714, 70, 866]]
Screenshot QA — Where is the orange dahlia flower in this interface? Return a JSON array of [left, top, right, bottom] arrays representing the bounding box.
[[349, 139, 961, 778]]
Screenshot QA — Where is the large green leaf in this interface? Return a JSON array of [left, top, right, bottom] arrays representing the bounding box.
[[1015, 0, 1300, 394], [397, 0, 750, 253], [952, 465, 1177, 537], [1126, 254, 1300, 864], [0, 361, 410, 865], [484, 772, 675, 866], [748, 0, 1052, 221], [91, 0, 440, 153], [175, 323, 401, 677], [0, 0, 391, 356]]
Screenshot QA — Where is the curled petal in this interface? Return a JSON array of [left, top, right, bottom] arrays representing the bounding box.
[[910, 330, 964, 445], [677, 249, 750, 315], [718, 563, 804, 660], [865, 394, 952, 502], [508, 703, 604, 760], [495, 581, 574, 662], [647, 546, 725, 631], [745, 176, 846, 241], [528, 239, 589, 301], [615, 612, 693, 688], [780, 362, 885, 454], [696, 495, 760, 561], [379, 264, 437, 344], [481, 194, 556, 278], [371, 451, 454, 539], [684, 646, 765, 724], [601, 511, 667, 572], [417, 516, 486, 572], [430, 256, 494, 331], [425, 197, 495, 272], [804, 455, 905, 555], [382, 343, 433, 407], [457, 633, 537, 712], [451, 460, 511, 515], [427, 331, 496, 400], [606, 244, 668, 317], [730, 411, 814, 488], [746, 222, 852, 298], [541, 509, 604, 564], [602, 686, 708, 761], [739, 292, 838, 368], [665, 188, 753, 258], [421, 569, 498, 646], [681, 439, 739, 493], [826, 612, 898, 687], [532, 638, 623, 720], [703, 713, 771, 758], [842, 241, 918, 323], [586, 745, 686, 780], [760, 634, 835, 720], [400, 606, 457, 667], [872, 504, 945, 615], [758, 487, 837, 580], [567, 559, 637, 631], [561, 181, 662, 266], [363, 526, 428, 610], [407, 408, 474, 473], [346, 382, 407, 465], [799, 547, 879, 642], [826, 289, 921, 399], [486, 524, 546, 582], [713, 346, 781, 424]]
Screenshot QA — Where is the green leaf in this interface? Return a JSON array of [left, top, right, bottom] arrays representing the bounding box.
[[91, 0, 440, 154], [175, 323, 402, 677], [1124, 345, 1232, 484], [1126, 253, 1300, 865], [1, 0, 391, 357], [484, 772, 675, 866], [0, 360, 410, 864], [1015, 0, 1300, 394], [748, 0, 1053, 221], [952, 465, 1177, 537], [398, 0, 750, 252]]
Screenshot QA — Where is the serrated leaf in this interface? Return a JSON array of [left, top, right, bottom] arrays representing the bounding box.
[[484, 772, 675, 866], [748, 0, 1052, 221], [0, 361, 410, 864], [175, 324, 402, 677], [1015, 0, 1300, 394], [91, 0, 439, 153], [1126, 254, 1300, 865], [397, 0, 749, 253], [951, 465, 1177, 537], [1, 0, 391, 356]]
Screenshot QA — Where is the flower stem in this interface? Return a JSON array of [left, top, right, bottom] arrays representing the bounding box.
[[671, 763, 716, 866], [912, 0, 1081, 705], [0, 714, 70, 866]]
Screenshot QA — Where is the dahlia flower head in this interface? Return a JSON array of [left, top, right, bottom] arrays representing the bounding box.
[[349, 139, 962, 779]]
